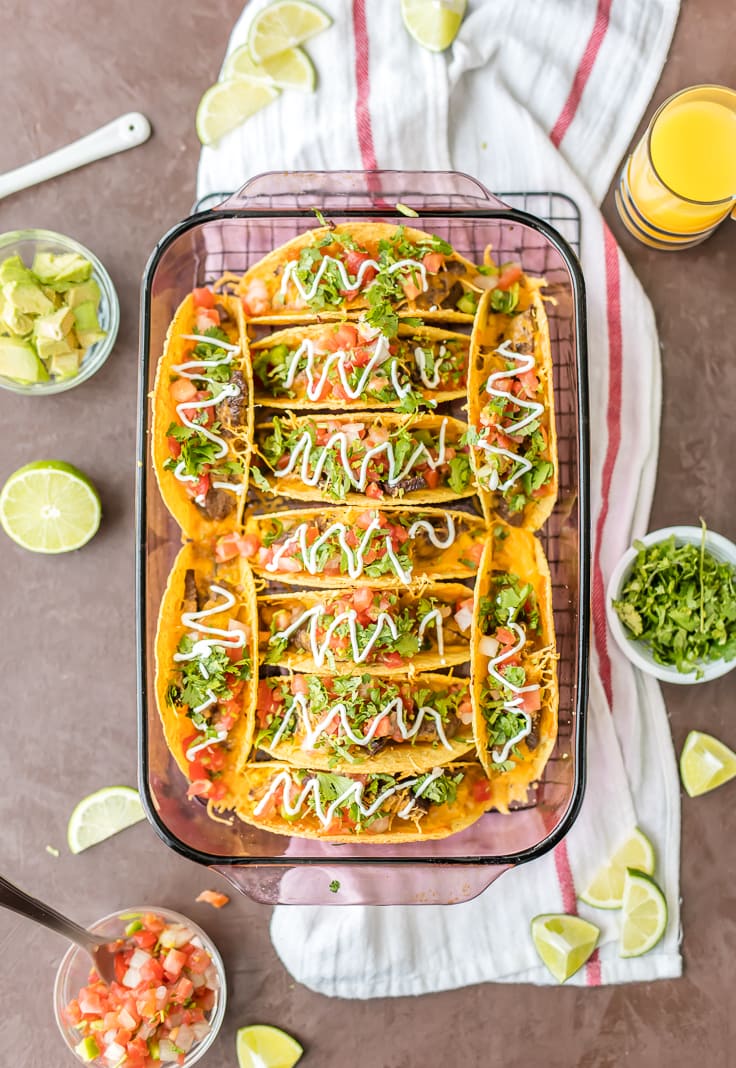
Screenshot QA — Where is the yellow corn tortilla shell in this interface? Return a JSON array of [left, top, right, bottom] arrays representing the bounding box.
[[468, 280, 558, 531], [260, 672, 475, 773], [249, 321, 470, 409], [151, 292, 253, 541], [471, 523, 559, 811], [258, 581, 474, 675], [154, 542, 259, 787], [253, 412, 475, 507], [236, 222, 479, 324], [243, 505, 487, 588], [227, 761, 489, 842]]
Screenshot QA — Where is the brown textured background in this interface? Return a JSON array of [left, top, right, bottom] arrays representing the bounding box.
[[1, 3, 735, 1066]]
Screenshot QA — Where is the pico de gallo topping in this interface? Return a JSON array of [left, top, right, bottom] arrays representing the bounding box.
[[63, 912, 220, 1068], [251, 320, 468, 411], [166, 570, 251, 802], [251, 765, 467, 835], [477, 572, 544, 769], [163, 289, 248, 523], [252, 415, 473, 503], [262, 588, 472, 670], [256, 673, 473, 761]]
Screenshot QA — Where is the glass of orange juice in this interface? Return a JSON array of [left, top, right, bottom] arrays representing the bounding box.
[[615, 84, 736, 249]]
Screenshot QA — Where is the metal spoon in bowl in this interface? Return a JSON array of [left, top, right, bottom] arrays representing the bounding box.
[[0, 874, 121, 984]]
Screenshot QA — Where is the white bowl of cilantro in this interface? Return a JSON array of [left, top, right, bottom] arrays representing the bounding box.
[[606, 524, 736, 684]]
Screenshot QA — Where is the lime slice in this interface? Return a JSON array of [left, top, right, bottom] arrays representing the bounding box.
[[530, 914, 600, 983], [223, 45, 316, 92], [400, 0, 467, 53], [247, 1, 331, 62], [680, 729, 736, 797], [67, 786, 145, 855], [619, 869, 668, 957], [196, 78, 280, 146], [579, 828, 655, 909], [236, 1025, 303, 1068], [0, 460, 101, 553]]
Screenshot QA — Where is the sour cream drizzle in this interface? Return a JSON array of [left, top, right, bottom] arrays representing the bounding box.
[[279, 332, 413, 404], [270, 602, 447, 668], [486, 613, 540, 764], [279, 255, 428, 304], [476, 339, 544, 493], [271, 417, 449, 493], [414, 343, 446, 389], [173, 584, 245, 757], [253, 766, 446, 824], [265, 514, 456, 585], [170, 347, 244, 499]]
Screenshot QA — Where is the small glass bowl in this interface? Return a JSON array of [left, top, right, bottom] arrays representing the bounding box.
[[0, 228, 119, 395], [53, 905, 227, 1067]]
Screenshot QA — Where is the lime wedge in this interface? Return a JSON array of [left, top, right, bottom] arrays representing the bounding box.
[[680, 729, 736, 797], [236, 1025, 303, 1068], [401, 0, 467, 53], [619, 869, 668, 957], [530, 914, 600, 983], [223, 45, 316, 92], [0, 460, 101, 553], [196, 78, 280, 146], [67, 786, 145, 854], [247, 1, 331, 62], [579, 828, 655, 909]]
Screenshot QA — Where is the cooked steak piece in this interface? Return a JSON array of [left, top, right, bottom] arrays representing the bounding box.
[[182, 569, 199, 614], [198, 486, 236, 521], [413, 261, 466, 310], [216, 370, 247, 429], [382, 474, 427, 496]]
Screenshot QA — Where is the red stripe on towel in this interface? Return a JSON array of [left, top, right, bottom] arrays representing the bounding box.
[[352, 0, 378, 170], [550, 0, 612, 147], [553, 840, 577, 914]]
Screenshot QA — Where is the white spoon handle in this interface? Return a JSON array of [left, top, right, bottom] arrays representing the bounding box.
[[0, 112, 151, 201]]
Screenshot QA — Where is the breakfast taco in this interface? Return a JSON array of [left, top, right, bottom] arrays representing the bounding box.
[[251, 412, 474, 506], [259, 582, 475, 675], [214, 505, 487, 588], [152, 287, 253, 540], [229, 761, 490, 842], [468, 283, 557, 529], [250, 320, 470, 411], [471, 524, 558, 810], [255, 672, 475, 772], [236, 223, 480, 327], [154, 542, 258, 804]]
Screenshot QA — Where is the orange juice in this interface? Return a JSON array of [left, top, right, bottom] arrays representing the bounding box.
[[618, 85, 736, 246]]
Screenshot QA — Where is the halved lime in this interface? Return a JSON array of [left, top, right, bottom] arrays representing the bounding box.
[[196, 78, 280, 146], [0, 460, 101, 553], [619, 869, 668, 957], [530, 914, 600, 983], [579, 827, 655, 909], [223, 45, 316, 92], [401, 0, 467, 53], [680, 729, 736, 797], [236, 1025, 303, 1068], [247, 1, 331, 62], [67, 786, 145, 854]]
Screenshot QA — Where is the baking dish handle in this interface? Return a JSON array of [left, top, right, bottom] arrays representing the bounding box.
[[216, 169, 512, 214], [211, 862, 513, 906]]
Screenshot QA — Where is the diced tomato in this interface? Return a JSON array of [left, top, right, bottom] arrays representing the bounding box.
[[424, 468, 441, 489], [187, 948, 213, 975], [496, 627, 517, 646], [365, 482, 383, 500], [194, 473, 210, 499], [355, 509, 377, 529], [422, 251, 445, 274], [114, 954, 128, 984], [466, 541, 485, 565], [291, 675, 309, 696], [163, 948, 188, 980], [167, 435, 182, 459], [140, 956, 164, 984], [520, 688, 542, 713], [187, 779, 212, 799], [353, 587, 374, 613], [496, 264, 523, 289], [344, 251, 376, 286], [401, 276, 423, 301], [390, 524, 409, 544], [330, 382, 351, 402], [241, 279, 271, 317], [195, 891, 229, 911], [324, 322, 359, 351], [214, 533, 241, 562], [169, 378, 198, 404], [192, 287, 216, 308], [196, 307, 220, 328], [381, 652, 405, 669], [472, 778, 493, 803], [456, 596, 475, 613], [371, 715, 393, 738], [320, 815, 344, 835]]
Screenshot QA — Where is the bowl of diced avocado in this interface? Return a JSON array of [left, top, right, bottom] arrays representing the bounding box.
[[0, 229, 119, 394]]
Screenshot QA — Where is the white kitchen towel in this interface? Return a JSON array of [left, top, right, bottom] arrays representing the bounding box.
[[198, 0, 682, 990]]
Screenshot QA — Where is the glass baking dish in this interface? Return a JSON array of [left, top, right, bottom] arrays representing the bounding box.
[[137, 170, 589, 905]]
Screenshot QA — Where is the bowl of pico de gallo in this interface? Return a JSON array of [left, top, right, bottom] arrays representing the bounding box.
[[54, 906, 226, 1067]]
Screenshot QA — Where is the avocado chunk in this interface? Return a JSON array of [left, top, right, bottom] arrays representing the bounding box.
[[50, 350, 84, 379], [73, 300, 106, 349], [33, 305, 74, 341], [65, 278, 101, 309], [74, 1036, 100, 1063], [2, 280, 55, 316], [0, 336, 49, 383], [31, 251, 92, 287], [35, 334, 77, 361], [0, 254, 35, 286], [0, 296, 34, 336]]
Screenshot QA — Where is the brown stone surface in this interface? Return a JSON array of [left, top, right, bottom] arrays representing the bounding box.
[[1, 2, 734, 1066]]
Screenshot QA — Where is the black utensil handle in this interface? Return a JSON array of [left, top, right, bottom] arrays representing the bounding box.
[[0, 873, 93, 946]]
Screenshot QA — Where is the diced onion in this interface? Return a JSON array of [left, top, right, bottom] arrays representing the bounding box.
[[122, 967, 141, 989], [454, 606, 473, 633], [129, 948, 152, 969], [160, 923, 194, 948], [479, 635, 500, 657]]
